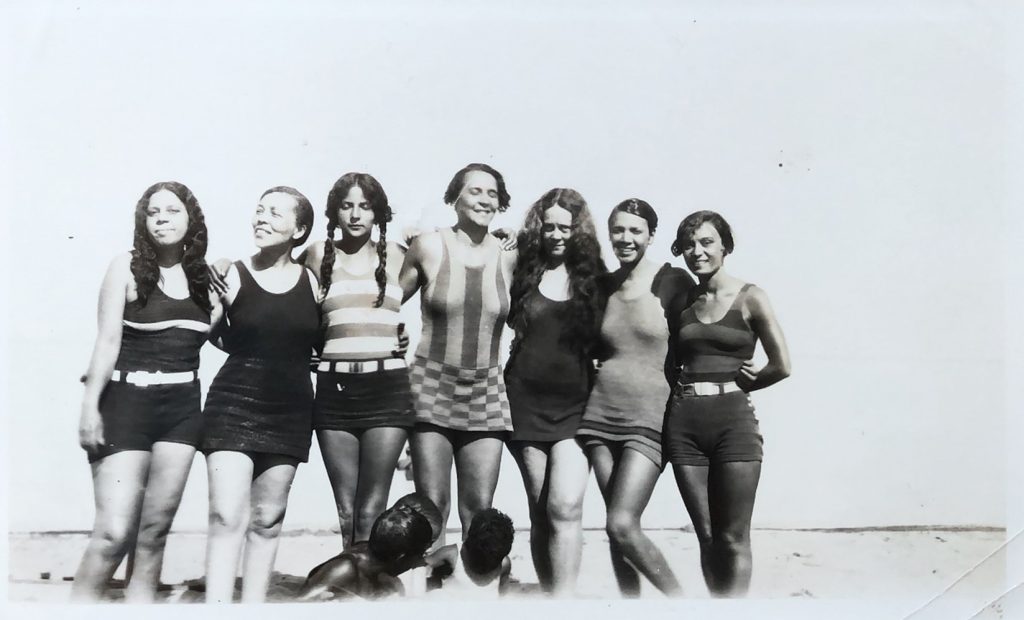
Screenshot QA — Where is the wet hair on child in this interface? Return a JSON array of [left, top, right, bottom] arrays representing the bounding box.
[[461, 508, 514, 575], [368, 505, 434, 563]]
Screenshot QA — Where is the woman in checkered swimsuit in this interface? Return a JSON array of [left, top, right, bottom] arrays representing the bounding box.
[[399, 163, 517, 545], [73, 182, 219, 602], [300, 172, 412, 547]]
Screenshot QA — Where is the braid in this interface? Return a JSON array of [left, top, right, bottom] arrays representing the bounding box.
[[373, 219, 388, 308], [320, 221, 337, 298]]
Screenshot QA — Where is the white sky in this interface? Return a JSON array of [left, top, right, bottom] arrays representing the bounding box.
[[2, 1, 1021, 542]]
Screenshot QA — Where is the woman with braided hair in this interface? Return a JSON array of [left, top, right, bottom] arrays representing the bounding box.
[[73, 181, 219, 602], [301, 172, 412, 547]]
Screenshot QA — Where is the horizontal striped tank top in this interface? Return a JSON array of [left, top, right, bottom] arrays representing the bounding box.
[[321, 258, 403, 362], [118, 285, 210, 373], [415, 228, 509, 369], [675, 283, 757, 384]]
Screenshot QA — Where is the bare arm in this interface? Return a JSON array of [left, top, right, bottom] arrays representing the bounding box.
[[207, 263, 240, 352], [297, 555, 359, 601], [737, 286, 791, 392], [398, 237, 426, 303], [79, 254, 131, 452]]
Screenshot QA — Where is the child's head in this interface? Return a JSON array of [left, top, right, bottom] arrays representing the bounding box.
[[368, 505, 434, 563], [462, 508, 514, 575], [393, 492, 444, 543]]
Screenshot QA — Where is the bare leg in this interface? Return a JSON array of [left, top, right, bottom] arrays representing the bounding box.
[[316, 430, 360, 545], [586, 442, 640, 596], [452, 433, 504, 539], [204, 451, 254, 603], [605, 449, 682, 596], [71, 451, 150, 602], [672, 464, 716, 594], [410, 427, 455, 547], [240, 454, 299, 603], [352, 426, 408, 543], [125, 442, 196, 602], [510, 442, 552, 591], [707, 461, 761, 597], [544, 438, 589, 598]]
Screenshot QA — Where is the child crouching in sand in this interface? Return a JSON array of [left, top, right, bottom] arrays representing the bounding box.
[[297, 499, 436, 601], [425, 508, 515, 600]]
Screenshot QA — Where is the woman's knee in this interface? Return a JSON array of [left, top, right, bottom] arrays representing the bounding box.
[[92, 517, 136, 558], [547, 495, 584, 526], [713, 528, 751, 554], [208, 504, 246, 533], [248, 503, 287, 539], [605, 510, 640, 545], [136, 514, 174, 550]]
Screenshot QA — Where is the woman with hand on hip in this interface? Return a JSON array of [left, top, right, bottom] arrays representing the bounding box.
[[398, 163, 517, 547], [73, 181, 217, 602], [503, 188, 606, 596], [576, 199, 692, 598], [666, 210, 791, 597], [200, 186, 320, 603], [301, 172, 412, 547]]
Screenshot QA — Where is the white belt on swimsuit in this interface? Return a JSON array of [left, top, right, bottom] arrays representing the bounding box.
[[317, 358, 407, 374], [115, 370, 198, 387], [678, 381, 743, 397]]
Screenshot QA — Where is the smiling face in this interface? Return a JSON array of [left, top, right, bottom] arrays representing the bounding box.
[[337, 185, 376, 240], [252, 191, 304, 248], [144, 189, 190, 247], [453, 169, 500, 228], [609, 211, 652, 265], [681, 221, 728, 276], [541, 204, 574, 259]]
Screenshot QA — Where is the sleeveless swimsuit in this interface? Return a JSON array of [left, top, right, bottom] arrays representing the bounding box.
[[409, 228, 513, 432], [313, 255, 413, 430], [91, 284, 210, 463], [663, 283, 764, 466], [202, 262, 320, 461]]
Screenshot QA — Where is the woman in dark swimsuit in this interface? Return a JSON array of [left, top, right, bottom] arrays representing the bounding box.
[[665, 210, 791, 597]]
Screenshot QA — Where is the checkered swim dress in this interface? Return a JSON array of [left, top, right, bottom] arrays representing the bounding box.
[[410, 228, 513, 432]]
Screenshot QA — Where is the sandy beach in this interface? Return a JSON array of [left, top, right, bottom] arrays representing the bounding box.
[[8, 527, 1010, 614]]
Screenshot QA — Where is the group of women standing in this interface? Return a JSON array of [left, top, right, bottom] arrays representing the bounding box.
[[72, 163, 790, 603]]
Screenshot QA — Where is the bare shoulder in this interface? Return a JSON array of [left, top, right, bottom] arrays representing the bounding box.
[[742, 284, 775, 315], [385, 241, 407, 258], [109, 251, 133, 273], [302, 240, 328, 271], [407, 230, 442, 263]]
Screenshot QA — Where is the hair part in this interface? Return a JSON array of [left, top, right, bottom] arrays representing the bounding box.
[[368, 505, 433, 563], [608, 198, 658, 234], [131, 181, 211, 313], [443, 163, 511, 212], [462, 508, 514, 576], [671, 210, 734, 256], [509, 188, 606, 353], [319, 173, 393, 303], [261, 185, 314, 248]]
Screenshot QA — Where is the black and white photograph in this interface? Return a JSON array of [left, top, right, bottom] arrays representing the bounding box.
[[3, 1, 1023, 618]]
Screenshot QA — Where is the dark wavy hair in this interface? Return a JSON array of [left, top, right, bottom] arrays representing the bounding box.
[[319, 173, 393, 304], [368, 505, 433, 563], [462, 508, 514, 576], [671, 210, 734, 256], [608, 198, 658, 234], [443, 163, 511, 212], [260, 186, 314, 248], [130, 181, 211, 312], [509, 188, 606, 353]]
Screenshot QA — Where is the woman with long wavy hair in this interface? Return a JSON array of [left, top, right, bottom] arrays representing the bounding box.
[[301, 172, 412, 547], [73, 181, 218, 602], [504, 188, 606, 596], [201, 186, 320, 603], [577, 199, 693, 598]]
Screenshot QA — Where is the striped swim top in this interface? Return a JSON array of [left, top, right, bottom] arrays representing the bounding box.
[[118, 284, 210, 373], [321, 258, 403, 361], [675, 283, 757, 385], [415, 228, 509, 369]]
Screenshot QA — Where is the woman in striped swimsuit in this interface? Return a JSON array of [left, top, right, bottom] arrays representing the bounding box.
[[577, 199, 692, 597], [73, 181, 218, 602], [302, 172, 412, 547], [665, 210, 791, 597], [398, 163, 517, 545]]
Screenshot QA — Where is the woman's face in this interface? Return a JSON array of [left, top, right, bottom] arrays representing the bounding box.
[[453, 170, 500, 228], [541, 204, 574, 259], [608, 211, 652, 265], [682, 221, 727, 276], [252, 192, 303, 248], [145, 189, 190, 248], [338, 185, 375, 239]]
